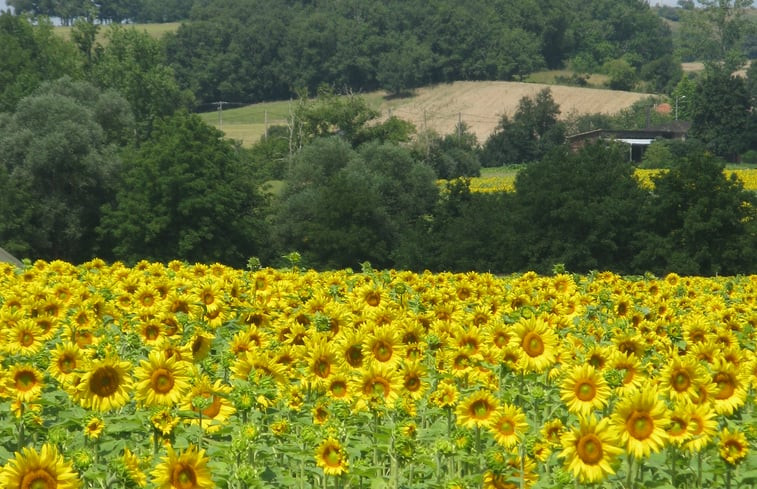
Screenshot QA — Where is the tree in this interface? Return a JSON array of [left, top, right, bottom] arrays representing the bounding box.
[[509, 142, 646, 274], [99, 111, 269, 266], [0, 13, 81, 112], [688, 64, 752, 161], [0, 78, 132, 263], [376, 33, 432, 96], [633, 151, 757, 275], [273, 137, 438, 269], [417, 123, 481, 179], [91, 25, 192, 137], [481, 88, 565, 166]]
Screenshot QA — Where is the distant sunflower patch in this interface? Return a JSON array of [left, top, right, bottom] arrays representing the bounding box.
[[0, 260, 755, 488]]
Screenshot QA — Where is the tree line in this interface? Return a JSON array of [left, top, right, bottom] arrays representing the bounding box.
[[1, 9, 757, 275]]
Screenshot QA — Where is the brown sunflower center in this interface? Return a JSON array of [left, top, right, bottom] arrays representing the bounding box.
[[521, 332, 545, 357], [345, 345, 363, 368], [365, 377, 390, 398], [150, 368, 175, 394], [197, 394, 221, 418], [577, 433, 604, 465], [373, 341, 393, 362], [144, 324, 161, 340], [627, 411, 654, 440], [668, 417, 688, 437], [90, 366, 121, 397], [58, 355, 76, 374], [471, 400, 493, 419], [497, 419, 515, 435], [21, 469, 56, 489], [713, 373, 735, 400], [314, 358, 331, 378], [171, 463, 198, 489], [15, 371, 38, 391], [20, 331, 35, 347], [329, 380, 347, 398], [672, 370, 691, 392], [724, 440, 744, 458], [404, 375, 421, 392], [365, 292, 380, 307], [323, 445, 342, 467], [576, 381, 596, 402]]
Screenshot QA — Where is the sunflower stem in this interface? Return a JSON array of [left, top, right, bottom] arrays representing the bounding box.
[[669, 446, 677, 487], [697, 451, 703, 489], [626, 454, 635, 489], [725, 464, 732, 489]]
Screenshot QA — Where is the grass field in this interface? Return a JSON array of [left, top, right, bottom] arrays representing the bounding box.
[[201, 81, 656, 147], [53, 21, 180, 43]]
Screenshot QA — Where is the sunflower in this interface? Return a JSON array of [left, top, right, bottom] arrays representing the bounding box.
[[400, 360, 428, 401], [665, 404, 692, 447], [559, 415, 622, 484], [187, 331, 214, 363], [315, 437, 349, 476], [122, 447, 147, 487], [709, 359, 748, 416], [353, 361, 401, 409], [488, 403, 528, 448], [0, 443, 81, 489], [151, 445, 213, 489], [326, 374, 352, 402], [151, 407, 181, 436], [5, 319, 46, 356], [83, 417, 105, 440], [76, 356, 133, 412], [718, 427, 749, 465], [134, 350, 191, 407], [609, 351, 646, 396], [658, 356, 708, 403], [455, 390, 500, 430], [684, 402, 718, 453], [610, 387, 669, 459], [304, 335, 339, 386], [181, 376, 236, 434], [560, 364, 611, 416], [364, 325, 404, 368], [7, 364, 44, 402], [540, 418, 565, 447], [335, 328, 366, 370], [48, 341, 85, 385], [429, 378, 459, 408], [509, 315, 558, 373]]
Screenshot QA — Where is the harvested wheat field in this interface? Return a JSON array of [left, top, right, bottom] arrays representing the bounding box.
[[382, 81, 655, 142]]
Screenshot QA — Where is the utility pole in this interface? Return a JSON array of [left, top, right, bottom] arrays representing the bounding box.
[[214, 101, 229, 129]]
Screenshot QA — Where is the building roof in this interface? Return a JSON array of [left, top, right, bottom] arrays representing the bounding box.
[[0, 247, 23, 267]]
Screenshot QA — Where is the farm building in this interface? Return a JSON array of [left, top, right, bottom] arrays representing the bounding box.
[[567, 121, 691, 162]]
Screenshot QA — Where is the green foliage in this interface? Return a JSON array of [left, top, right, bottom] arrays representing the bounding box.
[[633, 151, 757, 275], [640, 140, 675, 169], [273, 137, 438, 270], [0, 78, 130, 263], [509, 142, 647, 274], [0, 13, 81, 112], [603, 58, 638, 91], [98, 111, 269, 267], [415, 123, 482, 179], [90, 25, 192, 137], [163, 0, 677, 105], [689, 64, 753, 161], [481, 88, 565, 166]]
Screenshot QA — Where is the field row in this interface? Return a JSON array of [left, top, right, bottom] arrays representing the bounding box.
[[0, 261, 755, 488]]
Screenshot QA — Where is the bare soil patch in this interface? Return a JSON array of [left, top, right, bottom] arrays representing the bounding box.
[[380, 81, 655, 143]]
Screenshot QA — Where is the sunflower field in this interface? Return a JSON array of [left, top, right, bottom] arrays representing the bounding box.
[[0, 259, 755, 489], [453, 168, 757, 193]]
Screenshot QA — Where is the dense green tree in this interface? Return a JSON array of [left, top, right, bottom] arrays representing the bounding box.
[[509, 142, 646, 274], [481, 88, 565, 166], [633, 151, 757, 275], [417, 123, 481, 179], [99, 111, 269, 266], [0, 13, 81, 112], [91, 25, 191, 137], [376, 33, 433, 95], [274, 137, 437, 269], [0, 78, 132, 263], [688, 64, 753, 161]]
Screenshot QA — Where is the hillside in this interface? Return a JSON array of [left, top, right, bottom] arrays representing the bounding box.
[[203, 81, 656, 146]]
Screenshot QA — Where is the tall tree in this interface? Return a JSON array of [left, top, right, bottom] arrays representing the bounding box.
[[99, 111, 269, 266], [0, 78, 132, 263], [0, 13, 81, 112], [689, 64, 753, 161]]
